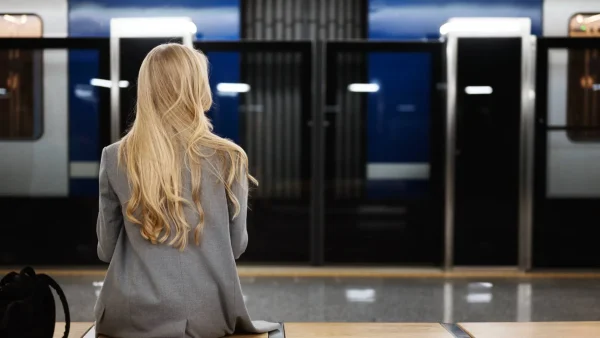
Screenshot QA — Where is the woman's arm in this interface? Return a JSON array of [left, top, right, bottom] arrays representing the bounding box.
[[230, 175, 249, 259], [96, 147, 123, 263]]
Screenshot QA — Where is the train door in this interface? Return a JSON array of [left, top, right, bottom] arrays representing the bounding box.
[[443, 18, 536, 268], [109, 17, 195, 139], [322, 42, 445, 265], [0, 14, 65, 196], [533, 12, 600, 268]]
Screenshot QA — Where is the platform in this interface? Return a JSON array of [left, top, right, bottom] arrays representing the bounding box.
[[54, 322, 600, 338]]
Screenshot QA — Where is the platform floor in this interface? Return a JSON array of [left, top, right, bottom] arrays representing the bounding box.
[[41, 274, 600, 323], [55, 322, 600, 338]]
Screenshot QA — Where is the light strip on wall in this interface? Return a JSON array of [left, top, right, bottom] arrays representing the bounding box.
[[217, 83, 251, 93], [465, 86, 493, 95], [90, 78, 129, 88], [348, 83, 380, 93]]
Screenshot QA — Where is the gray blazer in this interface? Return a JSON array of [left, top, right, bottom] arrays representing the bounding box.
[[94, 142, 278, 338]]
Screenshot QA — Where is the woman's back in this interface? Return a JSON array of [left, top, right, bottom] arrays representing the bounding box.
[[94, 44, 277, 338]]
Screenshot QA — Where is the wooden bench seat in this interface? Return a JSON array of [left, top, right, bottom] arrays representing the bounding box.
[[55, 321, 600, 338], [285, 323, 454, 338], [459, 322, 600, 338], [53, 323, 267, 338]]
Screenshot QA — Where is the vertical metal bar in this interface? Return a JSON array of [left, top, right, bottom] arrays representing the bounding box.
[[444, 36, 458, 271], [519, 35, 537, 271], [109, 35, 120, 142], [319, 0, 326, 41], [246, 52, 256, 178], [328, 0, 336, 40], [276, 0, 283, 40], [532, 39, 549, 271], [311, 41, 325, 265], [99, 42, 112, 150], [294, 0, 302, 40], [255, 0, 262, 40]]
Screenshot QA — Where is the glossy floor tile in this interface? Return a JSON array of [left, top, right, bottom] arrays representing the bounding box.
[[50, 276, 600, 323]]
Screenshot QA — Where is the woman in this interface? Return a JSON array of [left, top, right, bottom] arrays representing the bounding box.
[[94, 43, 278, 338]]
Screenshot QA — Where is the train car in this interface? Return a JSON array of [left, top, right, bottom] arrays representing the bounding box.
[[0, 0, 599, 267]]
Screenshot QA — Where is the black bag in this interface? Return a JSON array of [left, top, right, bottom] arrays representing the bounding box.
[[0, 267, 70, 338]]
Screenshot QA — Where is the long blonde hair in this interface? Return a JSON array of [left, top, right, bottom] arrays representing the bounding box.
[[118, 43, 256, 250]]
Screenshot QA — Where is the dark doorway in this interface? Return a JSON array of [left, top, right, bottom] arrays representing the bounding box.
[[454, 38, 522, 266]]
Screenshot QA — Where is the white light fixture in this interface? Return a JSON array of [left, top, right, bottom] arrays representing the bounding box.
[[348, 83, 380, 93], [0, 88, 6, 95], [217, 83, 251, 93], [593, 84, 600, 91], [90, 78, 129, 88], [345, 288, 376, 303], [465, 86, 493, 95], [440, 19, 526, 36], [111, 17, 197, 37]]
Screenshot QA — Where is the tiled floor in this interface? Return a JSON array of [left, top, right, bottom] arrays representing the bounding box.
[[51, 275, 600, 323]]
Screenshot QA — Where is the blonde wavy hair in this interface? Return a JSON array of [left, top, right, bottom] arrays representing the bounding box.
[[118, 43, 256, 250]]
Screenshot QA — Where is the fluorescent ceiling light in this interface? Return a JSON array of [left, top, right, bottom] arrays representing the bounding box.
[[217, 83, 250, 93], [465, 86, 493, 95], [348, 83, 379, 93], [90, 78, 129, 88]]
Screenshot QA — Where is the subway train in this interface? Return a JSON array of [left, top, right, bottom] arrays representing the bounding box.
[[1, 0, 600, 268]]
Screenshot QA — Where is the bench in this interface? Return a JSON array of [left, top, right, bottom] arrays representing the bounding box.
[[55, 321, 600, 338], [53, 323, 269, 338], [459, 322, 600, 338]]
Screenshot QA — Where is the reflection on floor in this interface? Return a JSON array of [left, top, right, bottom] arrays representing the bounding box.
[[50, 276, 600, 322]]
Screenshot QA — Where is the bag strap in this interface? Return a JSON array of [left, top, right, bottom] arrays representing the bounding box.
[[20, 267, 37, 278], [0, 272, 18, 285], [38, 274, 70, 338]]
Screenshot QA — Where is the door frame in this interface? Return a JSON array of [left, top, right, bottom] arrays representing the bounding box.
[[442, 17, 536, 270], [109, 17, 196, 143]]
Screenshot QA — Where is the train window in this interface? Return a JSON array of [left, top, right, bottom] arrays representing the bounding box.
[[0, 14, 43, 140], [567, 13, 600, 141]]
